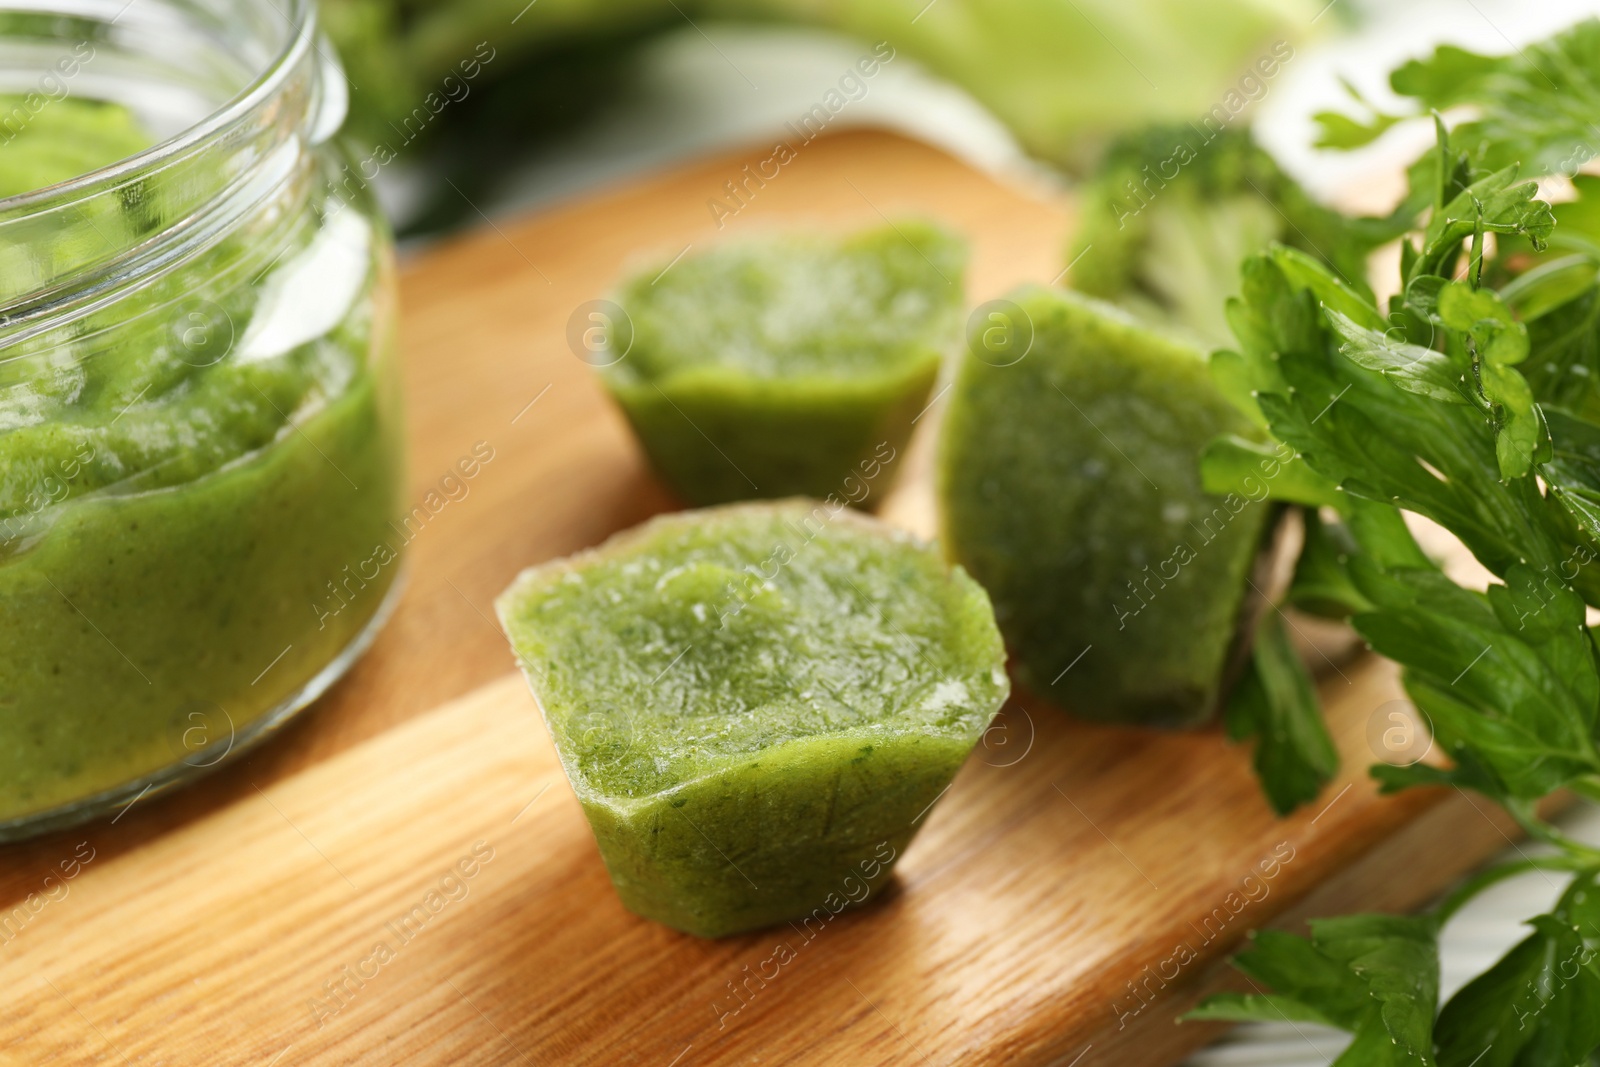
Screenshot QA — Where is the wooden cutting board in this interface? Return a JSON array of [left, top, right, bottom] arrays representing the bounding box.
[[0, 130, 1524, 1067]]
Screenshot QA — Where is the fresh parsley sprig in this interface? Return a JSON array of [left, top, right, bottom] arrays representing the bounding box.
[[1192, 20, 1600, 1062], [1313, 19, 1600, 179], [1190, 915, 1440, 1066]]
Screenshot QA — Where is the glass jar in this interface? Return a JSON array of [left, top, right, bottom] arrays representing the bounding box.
[[0, 0, 405, 837]]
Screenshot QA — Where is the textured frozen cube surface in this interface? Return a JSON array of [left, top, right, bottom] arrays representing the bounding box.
[[496, 501, 1009, 937], [939, 286, 1269, 726], [601, 222, 964, 506]]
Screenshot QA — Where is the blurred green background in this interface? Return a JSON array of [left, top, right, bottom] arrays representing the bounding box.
[[320, 0, 1323, 232]]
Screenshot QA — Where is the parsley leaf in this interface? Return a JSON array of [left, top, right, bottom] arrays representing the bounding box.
[[1544, 409, 1600, 574], [1435, 874, 1600, 1067], [1322, 21, 1600, 179], [1350, 562, 1600, 799], [1223, 612, 1340, 815], [1199, 435, 1343, 509], [1312, 77, 1405, 151], [1232, 247, 1562, 579], [1286, 507, 1371, 618], [1188, 916, 1440, 1066]]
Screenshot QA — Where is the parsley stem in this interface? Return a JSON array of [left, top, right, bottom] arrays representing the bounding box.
[[1433, 854, 1599, 926], [1505, 798, 1600, 865]]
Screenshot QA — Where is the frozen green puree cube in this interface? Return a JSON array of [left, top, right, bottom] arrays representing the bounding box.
[[600, 223, 963, 506], [939, 286, 1268, 726], [495, 501, 1008, 938]]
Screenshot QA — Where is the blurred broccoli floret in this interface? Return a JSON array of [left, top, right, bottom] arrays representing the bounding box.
[[1067, 124, 1379, 346]]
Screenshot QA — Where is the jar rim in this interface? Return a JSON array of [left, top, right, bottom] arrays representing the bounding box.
[[0, 0, 336, 350], [0, 0, 317, 211]]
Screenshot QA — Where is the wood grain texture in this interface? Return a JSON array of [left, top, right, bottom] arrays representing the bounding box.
[[0, 130, 1522, 1066]]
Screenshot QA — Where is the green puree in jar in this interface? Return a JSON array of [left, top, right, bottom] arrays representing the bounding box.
[[0, 100, 402, 821], [939, 287, 1269, 727], [601, 222, 964, 507], [0, 96, 152, 196], [496, 501, 1008, 938]]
